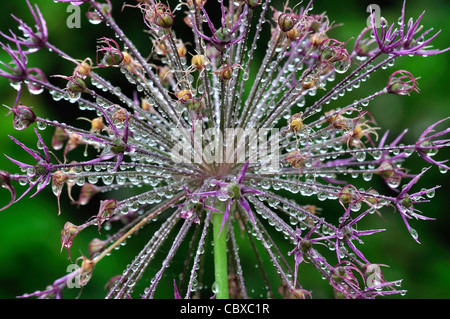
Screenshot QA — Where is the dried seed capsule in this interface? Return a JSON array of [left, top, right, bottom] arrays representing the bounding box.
[[287, 112, 303, 133], [191, 54, 209, 70], [286, 149, 307, 169], [66, 75, 87, 93], [278, 13, 298, 32], [11, 103, 36, 130]]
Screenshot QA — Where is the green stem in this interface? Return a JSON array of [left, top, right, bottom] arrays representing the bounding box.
[[212, 200, 230, 299]]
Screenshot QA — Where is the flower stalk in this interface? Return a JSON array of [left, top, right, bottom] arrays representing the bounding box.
[[212, 199, 230, 299]]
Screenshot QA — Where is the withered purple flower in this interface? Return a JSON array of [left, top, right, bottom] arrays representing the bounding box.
[[193, 0, 248, 51], [0, 0, 48, 53], [369, 0, 450, 56], [0, 0, 449, 300]]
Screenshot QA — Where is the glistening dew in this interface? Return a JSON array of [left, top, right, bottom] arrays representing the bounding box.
[[0, 0, 449, 299]]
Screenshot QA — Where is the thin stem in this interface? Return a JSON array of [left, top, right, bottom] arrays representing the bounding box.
[[212, 199, 229, 299], [92, 193, 184, 265]]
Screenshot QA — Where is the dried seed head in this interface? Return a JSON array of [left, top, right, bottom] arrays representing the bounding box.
[[52, 170, 68, 188], [90, 116, 104, 133], [287, 112, 303, 133], [74, 58, 93, 78], [176, 89, 193, 102], [310, 32, 328, 48], [191, 54, 209, 70], [285, 26, 303, 41], [0, 0, 447, 300], [216, 64, 234, 80], [286, 149, 307, 169]]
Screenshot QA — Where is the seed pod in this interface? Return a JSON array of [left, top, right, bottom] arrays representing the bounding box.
[[61, 221, 85, 260], [301, 75, 316, 89], [285, 27, 302, 41], [97, 199, 117, 232], [176, 89, 193, 102], [111, 107, 129, 124], [97, 38, 124, 67], [299, 239, 312, 253], [214, 27, 231, 43], [0, 170, 16, 212], [339, 186, 354, 204], [286, 149, 307, 169], [177, 41, 187, 58], [278, 13, 298, 32], [101, 49, 124, 67], [74, 58, 93, 78], [191, 54, 209, 70], [66, 75, 87, 93], [90, 116, 104, 133], [11, 103, 36, 130], [287, 113, 303, 133], [52, 170, 68, 188], [226, 183, 242, 200], [387, 70, 419, 95], [154, 12, 174, 29], [78, 256, 95, 286], [217, 64, 233, 80]]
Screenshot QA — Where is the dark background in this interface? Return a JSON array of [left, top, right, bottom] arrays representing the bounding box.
[[0, 0, 448, 298]]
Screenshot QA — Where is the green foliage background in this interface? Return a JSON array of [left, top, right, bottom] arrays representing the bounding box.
[[0, 0, 448, 298]]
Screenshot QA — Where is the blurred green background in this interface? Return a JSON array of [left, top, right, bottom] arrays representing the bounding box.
[[0, 0, 448, 299]]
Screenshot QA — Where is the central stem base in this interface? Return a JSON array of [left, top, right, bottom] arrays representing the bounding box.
[[212, 199, 230, 299]]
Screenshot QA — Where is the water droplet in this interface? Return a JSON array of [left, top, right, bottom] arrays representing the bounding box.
[[409, 227, 419, 241], [211, 282, 219, 294], [36, 121, 48, 131], [355, 151, 366, 162], [426, 189, 435, 198], [372, 150, 382, 160]]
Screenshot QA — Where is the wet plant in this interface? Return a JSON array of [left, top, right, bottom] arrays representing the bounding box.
[[0, 0, 449, 299]]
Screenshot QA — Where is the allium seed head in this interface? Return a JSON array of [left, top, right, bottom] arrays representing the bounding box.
[[0, 0, 448, 300]]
